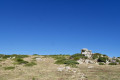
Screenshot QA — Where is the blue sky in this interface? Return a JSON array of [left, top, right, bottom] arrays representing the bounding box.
[[0, 0, 120, 57]]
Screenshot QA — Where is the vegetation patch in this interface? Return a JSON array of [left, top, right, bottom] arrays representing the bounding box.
[[4, 66, 15, 70], [32, 77, 35, 80], [97, 57, 108, 63], [0, 54, 28, 59], [55, 58, 79, 67], [33, 54, 39, 56], [92, 53, 102, 59], [25, 62, 37, 67], [109, 62, 117, 65], [70, 53, 87, 60], [15, 58, 29, 64], [99, 62, 105, 65]]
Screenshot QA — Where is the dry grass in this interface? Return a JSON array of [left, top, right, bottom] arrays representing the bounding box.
[[0, 55, 120, 80]]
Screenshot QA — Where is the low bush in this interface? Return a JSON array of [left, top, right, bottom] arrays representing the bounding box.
[[0, 59, 3, 61], [32, 77, 36, 80], [25, 62, 37, 67], [0, 54, 4, 58], [33, 54, 39, 55], [55, 58, 67, 64], [99, 62, 105, 65], [70, 53, 87, 60], [97, 57, 108, 63], [10, 54, 28, 59], [4, 66, 15, 70], [116, 59, 120, 62], [0, 54, 28, 59], [15, 58, 29, 64], [64, 60, 79, 67], [103, 54, 108, 57], [92, 53, 102, 59], [55, 58, 79, 67], [109, 62, 117, 65]]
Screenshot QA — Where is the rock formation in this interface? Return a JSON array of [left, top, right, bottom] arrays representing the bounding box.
[[81, 48, 92, 58]]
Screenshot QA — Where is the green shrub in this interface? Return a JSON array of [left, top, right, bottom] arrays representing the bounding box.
[[55, 58, 79, 67], [64, 60, 79, 65], [92, 53, 102, 59], [11, 54, 28, 58], [99, 62, 105, 65], [0, 59, 3, 61], [103, 54, 108, 57], [109, 63, 117, 65], [0, 54, 28, 59], [25, 62, 37, 67], [73, 57, 81, 60], [0, 54, 4, 58], [15, 58, 29, 64], [33, 54, 39, 55], [116, 59, 120, 62], [55, 58, 67, 64], [4, 66, 15, 70], [97, 57, 108, 63], [32, 77, 36, 80], [70, 53, 87, 60], [2, 55, 11, 59]]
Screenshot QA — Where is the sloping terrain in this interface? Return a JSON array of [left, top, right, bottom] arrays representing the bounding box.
[[0, 55, 120, 80]]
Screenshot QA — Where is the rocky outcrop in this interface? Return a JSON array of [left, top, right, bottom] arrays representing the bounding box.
[[77, 59, 97, 64], [81, 48, 92, 58]]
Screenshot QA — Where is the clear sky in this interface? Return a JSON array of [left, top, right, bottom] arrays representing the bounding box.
[[0, 0, 120, 57]]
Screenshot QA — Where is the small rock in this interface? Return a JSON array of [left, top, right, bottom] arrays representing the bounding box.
[[88, 66, 94, 69]]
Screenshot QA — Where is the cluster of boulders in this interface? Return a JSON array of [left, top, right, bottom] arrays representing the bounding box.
[[57, 66, 87, 79], [0, 57, 16, 60], [77, 59, 98, 64], [77, 48, 120, 65]]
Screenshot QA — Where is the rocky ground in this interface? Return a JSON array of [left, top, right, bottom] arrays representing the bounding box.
[[0, 55, 120, 80]]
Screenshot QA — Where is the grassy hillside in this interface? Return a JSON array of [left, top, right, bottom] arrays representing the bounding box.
[[0, 55, 120, 80]]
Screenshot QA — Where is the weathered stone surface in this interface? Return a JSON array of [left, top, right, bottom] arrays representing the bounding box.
[[88, 66, 94, 69], [77, 59, 84, 64], [81, 48, 92, 58], [36, 58, 42, 61]]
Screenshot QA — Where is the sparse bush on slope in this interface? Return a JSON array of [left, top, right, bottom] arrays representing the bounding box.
[[33, 54, 39, 56], [25, 62, 37, 67], [51, 54, 79, 67], [99, 62, 105, 65], [0, 54, 28, 59], [14, 58, 37, 66], [92, 53, 102, 59], [15, 58, 29, 64], [55, 58, 79, 67], [70, 53, 87, 60], [97, 57, 108, 63], [109, 62, 117, 65], [64, 59, 79, 67], [4, 66, 15, 70]]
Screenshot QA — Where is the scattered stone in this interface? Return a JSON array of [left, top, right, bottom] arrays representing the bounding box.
[[88, 66, 94, 69], [36, 58, 42, 61], [65, 66, 71, 71], [77, 59, 84, 64], [57, 67, 65, 72], [12, 57, 16, 59]]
